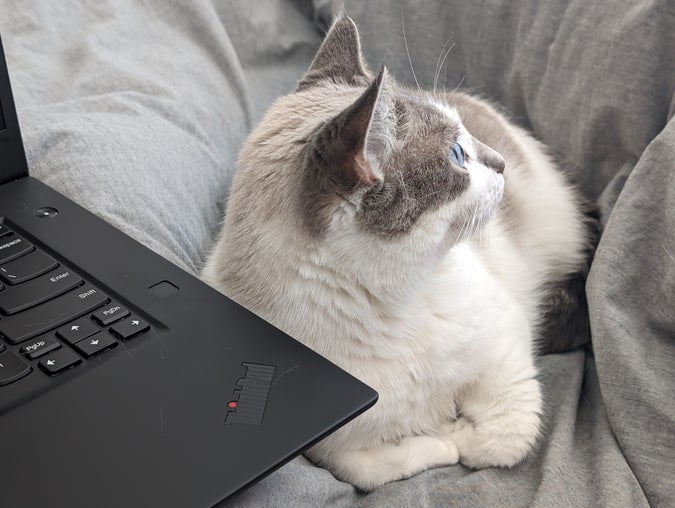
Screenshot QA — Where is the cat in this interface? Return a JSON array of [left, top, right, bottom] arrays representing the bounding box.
[[202, 15, 595, 491]]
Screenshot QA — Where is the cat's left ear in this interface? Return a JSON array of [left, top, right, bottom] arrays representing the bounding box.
[[297, 15, 372, 90], [311, 67, 394, 188]]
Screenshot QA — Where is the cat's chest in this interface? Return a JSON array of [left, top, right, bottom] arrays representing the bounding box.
[[388, 245, 513, 344], [334, 246, 524, 379]]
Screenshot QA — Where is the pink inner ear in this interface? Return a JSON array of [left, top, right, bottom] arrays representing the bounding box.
[[354, 150, 380, 184]]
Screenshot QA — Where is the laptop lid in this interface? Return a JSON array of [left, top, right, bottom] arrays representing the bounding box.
[[0, 31, 378, 506], [0, 34, 29, 184]]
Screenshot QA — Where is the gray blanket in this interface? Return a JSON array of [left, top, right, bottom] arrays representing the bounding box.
[[1, 1, 673, 506]]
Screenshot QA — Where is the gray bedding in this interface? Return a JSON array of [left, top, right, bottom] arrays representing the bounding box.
[[1, 1, 673, 506]]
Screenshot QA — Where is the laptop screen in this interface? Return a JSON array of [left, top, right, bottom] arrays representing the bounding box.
[[0, 97, 6, 131], [0, 34, 29, 184]]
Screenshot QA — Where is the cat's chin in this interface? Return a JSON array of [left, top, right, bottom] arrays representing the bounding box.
[[484, 172, 505, 216], [439, 173, 504, 243]]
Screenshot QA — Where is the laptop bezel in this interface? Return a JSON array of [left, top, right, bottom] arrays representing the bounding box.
[[0, 33, 29, 185]]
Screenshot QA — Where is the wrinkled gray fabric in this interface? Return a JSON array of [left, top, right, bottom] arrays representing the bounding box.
[[1, 0, 673, 506], [0, 0, 319, 273]]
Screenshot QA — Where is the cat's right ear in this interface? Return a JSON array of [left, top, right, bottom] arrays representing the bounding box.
[[297, 15, 372, 91], [310, 67, 394, 189]]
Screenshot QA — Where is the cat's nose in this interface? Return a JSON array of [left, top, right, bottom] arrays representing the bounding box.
[[492, 153, 505, 174], [481, 149, 505, 174], [474, 139, 505, 174]]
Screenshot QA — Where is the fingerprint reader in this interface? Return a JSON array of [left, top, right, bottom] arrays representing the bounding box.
[[148, 280, 179, 298]]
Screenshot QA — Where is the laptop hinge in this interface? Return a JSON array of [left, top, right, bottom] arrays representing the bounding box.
[[0, 32, 29, 185]]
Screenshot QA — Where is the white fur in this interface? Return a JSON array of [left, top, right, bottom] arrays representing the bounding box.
[[201, 91, 587, 491]]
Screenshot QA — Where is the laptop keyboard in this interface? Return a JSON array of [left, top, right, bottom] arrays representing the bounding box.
[[0, 224, 151, 387]]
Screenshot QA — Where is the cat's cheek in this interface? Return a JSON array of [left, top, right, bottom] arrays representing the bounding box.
[[479, 173, 504, 225], [492, 173, 505, 206], [460, 163, 504, 215]]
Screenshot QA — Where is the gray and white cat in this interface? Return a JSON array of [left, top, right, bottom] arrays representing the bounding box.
[[202, 16, 594, 490]]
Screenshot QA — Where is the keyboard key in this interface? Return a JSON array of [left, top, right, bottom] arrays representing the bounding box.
[[56, 318, 99, 345], [0, 267, 83, 315], [0, 342, 4, 353], [72, 331, 118, 358], [0, 285, 109, 345], [0, 235, 33, 264], [0, 351, 31, 386], [20, 334, 61, 359], [38, 348, 81, 375], [109, 315, 149, 341], [92, 303, 129, 326], [0, 224, 9, 237], [0, 249, 58, 285]]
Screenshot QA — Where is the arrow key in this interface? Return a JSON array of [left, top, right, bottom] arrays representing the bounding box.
[[39, 348, 81, 375], [56, 318, 99, 345], [110, 315, 150, 341], [72, 331, 118, 358]]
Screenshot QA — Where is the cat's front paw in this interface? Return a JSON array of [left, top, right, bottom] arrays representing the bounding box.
[[308, 433, 461, 491], [441, 416, 537, 470]]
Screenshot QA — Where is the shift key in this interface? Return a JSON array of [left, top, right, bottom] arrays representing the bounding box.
[[0, 268, 82, 315], [0, 286, 109, 344]]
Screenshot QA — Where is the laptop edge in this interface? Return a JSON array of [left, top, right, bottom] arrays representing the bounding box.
[[0, 33, 377, 507]]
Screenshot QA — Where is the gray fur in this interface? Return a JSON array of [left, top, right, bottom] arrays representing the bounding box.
[[207, 14, 596, 356], [301, 71, 479, 237], [297, 16, 372, 91], [296, 18, 513, 237]]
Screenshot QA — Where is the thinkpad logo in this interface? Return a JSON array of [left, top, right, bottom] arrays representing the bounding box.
[[225, 362, 276, 426]]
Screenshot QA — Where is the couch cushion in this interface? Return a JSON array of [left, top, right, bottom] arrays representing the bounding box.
[[0, 0, 321, 273]]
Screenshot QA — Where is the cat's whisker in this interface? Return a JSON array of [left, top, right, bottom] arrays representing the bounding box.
[[434, 41, 456, 97], [433, 33, 455, 97], [433, 46, 445, 98], [463, 209, 475, 239], [477, 205, 488, 252], [463, 205, 481, 294], [401, 11, 421, 90], [459, 204, 478, 243], [470, 203, 482, 243], [455, 208, 471, 242], [471, 213, 479, 245], [464, 206, 478, 241], [450, 75, 466, 97]]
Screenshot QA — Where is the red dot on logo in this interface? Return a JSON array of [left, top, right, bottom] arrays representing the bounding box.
[[227, 401, 237, 409]]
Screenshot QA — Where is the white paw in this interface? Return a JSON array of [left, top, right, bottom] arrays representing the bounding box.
[[395, 434, 460, 472], [436, 434, 460, 465], [316, 434, 463, 491], [441, 417, 536, 469]]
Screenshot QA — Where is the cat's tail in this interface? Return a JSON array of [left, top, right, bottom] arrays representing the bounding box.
[[538, 196, 601, 355]]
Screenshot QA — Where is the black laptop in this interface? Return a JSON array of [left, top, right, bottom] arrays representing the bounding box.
[[0, 35, 377, 507]]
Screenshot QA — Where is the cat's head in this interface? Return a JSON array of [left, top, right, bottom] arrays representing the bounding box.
[[295, 16, 504, 239], [232, 16, 506, 286]]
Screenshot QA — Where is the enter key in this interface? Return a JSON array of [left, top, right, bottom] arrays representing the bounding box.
[[0, 267, 82, 314]]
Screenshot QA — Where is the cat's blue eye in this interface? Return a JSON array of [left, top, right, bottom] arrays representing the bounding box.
[[449, 142, 465, 168]]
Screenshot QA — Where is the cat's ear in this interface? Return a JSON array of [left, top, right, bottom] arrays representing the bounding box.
[[297, 15, 372, 90], [311, 67, 394, 188]]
